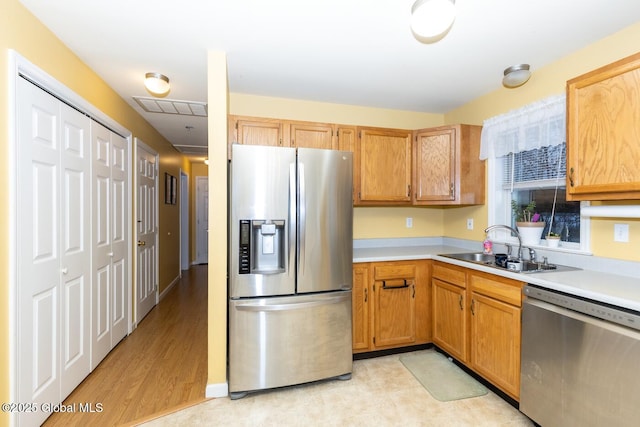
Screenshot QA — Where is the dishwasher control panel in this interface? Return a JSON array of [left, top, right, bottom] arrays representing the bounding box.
[[524, 284, 640, 332]]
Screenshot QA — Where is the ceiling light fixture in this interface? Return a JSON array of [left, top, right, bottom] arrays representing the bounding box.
[[502, 64, 531, 88], [144, 72, 170, 96], [410, 0, 456, 41]]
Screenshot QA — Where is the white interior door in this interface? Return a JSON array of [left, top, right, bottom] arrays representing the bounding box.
[[92, 121, 130, 368], [16, 76, 91, 426], [59, 94, 92, 398], [181, 171, 190, 270], [195, 176, 209, 264], [17, 77, 63, 427], [110, 132, 129, 344], [136, 139, 158, 323], [92, 122, 112, 368]]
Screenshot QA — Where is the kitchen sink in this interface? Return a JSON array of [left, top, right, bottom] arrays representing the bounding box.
[[447, 252, 496, 264], [440, 252, 579, 274]]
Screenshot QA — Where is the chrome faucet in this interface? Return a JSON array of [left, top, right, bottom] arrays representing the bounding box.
[[484, 225, 523, 261], [528, 247, 537, 262]]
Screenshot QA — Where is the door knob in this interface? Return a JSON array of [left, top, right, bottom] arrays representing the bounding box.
[[61, 267, 68, 274], [137, 240, 146, 246]]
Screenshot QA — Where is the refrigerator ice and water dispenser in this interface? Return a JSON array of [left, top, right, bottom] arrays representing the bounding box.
[[238, 219, 286, 275]]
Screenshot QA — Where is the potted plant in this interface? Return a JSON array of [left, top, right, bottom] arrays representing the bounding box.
[[511, 200, 545, 245], [546, 231, 561, 248]]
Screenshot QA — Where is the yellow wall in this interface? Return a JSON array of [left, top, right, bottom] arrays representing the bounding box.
[[445, 21, 640, 261], [231, 93, 444, 129], [1, 0, 189, 417], [207, 51, 229, 389]]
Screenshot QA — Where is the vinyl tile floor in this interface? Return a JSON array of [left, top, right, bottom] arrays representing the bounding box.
[[139, 349, 534, 427]]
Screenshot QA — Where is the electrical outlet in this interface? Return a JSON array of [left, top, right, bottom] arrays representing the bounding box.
[[466, 218, 474, 230], [614, 223, 629, 242], [406, 217, 413, 228]]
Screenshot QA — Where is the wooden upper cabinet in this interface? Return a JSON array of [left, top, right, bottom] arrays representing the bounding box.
[[566, 52, 640, 200], [414, 126, 456, 202], [413, 124, 485, 205], [231, 116, 283, 147], [356, 127, 412, 205], [288, 122, 336, 149], [337, 126, 356, 152]]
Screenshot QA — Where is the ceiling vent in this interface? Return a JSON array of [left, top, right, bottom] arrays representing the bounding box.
[[133, 96, 207, 116], [173, 144, 208, 154]]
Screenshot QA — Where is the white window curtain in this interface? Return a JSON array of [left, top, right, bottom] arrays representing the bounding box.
[[480, 94, 566, 160]]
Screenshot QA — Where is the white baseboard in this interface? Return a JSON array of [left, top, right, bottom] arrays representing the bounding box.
[[159, 275, 181, 301], [205, 381, 229, 398]]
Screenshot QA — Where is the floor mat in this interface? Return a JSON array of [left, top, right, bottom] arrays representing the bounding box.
[[400, 351, 488, 402]]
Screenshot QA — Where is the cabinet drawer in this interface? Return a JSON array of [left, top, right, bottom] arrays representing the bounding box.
[[469, 273, 523, 307], [432, 262, 466, 288], [373, 264, 416, 280]]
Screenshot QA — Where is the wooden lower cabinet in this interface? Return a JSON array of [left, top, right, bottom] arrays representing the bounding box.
[[352, 264, 371, 352], [432, 278, 467, 362], [352, 260, 430, 353], [432, 261, 524, 401], [468, 271, 523, 400], [469, 292, 521, 399]]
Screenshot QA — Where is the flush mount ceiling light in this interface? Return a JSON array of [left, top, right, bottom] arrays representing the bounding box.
[[410, 0, 456, 41], [144, 72, 170, 96], [502, 64, 532, 88]]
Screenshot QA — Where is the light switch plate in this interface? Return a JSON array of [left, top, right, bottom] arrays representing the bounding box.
[[466, 218, 474, 230], [406, 217, 413, 228], [614, 223, 629, 242]]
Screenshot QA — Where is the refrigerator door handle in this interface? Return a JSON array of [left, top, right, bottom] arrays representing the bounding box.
[[289, 163, 296, 277], [298, 162, 306, 275], [235, 294, 351, 312]]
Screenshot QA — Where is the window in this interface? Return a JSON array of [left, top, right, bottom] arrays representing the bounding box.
[[482, 95, 589, 252], [501, 143, 582, 244]]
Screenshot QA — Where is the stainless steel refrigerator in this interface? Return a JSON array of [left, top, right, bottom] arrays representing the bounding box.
[[228, 144, 353, 399]]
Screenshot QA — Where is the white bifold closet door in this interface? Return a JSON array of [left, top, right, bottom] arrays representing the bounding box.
[[91, 121, 129, 369], [17, 76, 91, 426], [16, 76, 130, 426]]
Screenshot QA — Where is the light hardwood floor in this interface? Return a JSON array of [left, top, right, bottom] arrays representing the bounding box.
[[43, 265, 209, 427]]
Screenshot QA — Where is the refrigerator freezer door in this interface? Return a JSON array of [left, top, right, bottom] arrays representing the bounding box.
[[229, 145, 296, 298], [228, 291, 353, 395], [297, 148, 353, 293]]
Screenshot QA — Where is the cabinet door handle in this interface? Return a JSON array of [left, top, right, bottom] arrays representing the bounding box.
[[569, 167, 575, 187], [407, 184, 411, 197], [471, 299, 475, 315], [459, 294, 463, 311], [382, 279, 409, 289], [450, 183, 454, 196], [412, 284, 415, 299], [364, 287, 368, 303]]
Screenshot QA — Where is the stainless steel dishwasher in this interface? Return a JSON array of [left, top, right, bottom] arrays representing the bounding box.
[[520, 284, 640, 427]]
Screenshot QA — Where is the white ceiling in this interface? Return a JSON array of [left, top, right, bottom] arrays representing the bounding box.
[[19, 0, 640, 156]]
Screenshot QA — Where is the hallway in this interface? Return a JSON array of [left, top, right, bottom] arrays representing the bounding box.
[[43, 265, 209, 426]]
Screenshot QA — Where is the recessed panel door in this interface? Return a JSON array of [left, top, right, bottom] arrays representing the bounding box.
[[195, 176, 209, 264], [16, 76, 62, 427], [92, 121, 113, 368], [136, 139, 158, 324], [59, 102, 91, 398], [111, 133, 129, 343]]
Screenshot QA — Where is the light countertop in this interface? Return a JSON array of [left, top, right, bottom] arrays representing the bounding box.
[[354, 243, 640, 312]]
